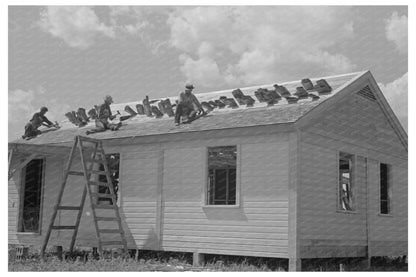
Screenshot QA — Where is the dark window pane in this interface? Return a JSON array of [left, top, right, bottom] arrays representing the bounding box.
[[207, 146, 237, 205], [228, 169, 236, 204], [380, 200, 389, 214], [380, 163, 390, 214], [214, 169, 227, 202], [20, 159, 43, 232]]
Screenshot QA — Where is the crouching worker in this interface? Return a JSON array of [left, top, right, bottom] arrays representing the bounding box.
[[86, 95, 122, 135], [174, 83, 206, 126], [22, 106, 58, 139]]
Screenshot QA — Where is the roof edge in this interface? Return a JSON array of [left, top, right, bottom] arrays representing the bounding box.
[[295, 70, 408, 152], [366, 72, 408, 150], [294, 70, 369, 127]]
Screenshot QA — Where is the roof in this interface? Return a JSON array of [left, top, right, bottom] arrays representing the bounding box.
[[10, 71, 365, 146]]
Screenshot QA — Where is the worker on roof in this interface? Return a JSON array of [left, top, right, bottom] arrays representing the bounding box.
[[86, 95, 122, 135], [22, 107, 58, 139], [175, 83, 206, 126]]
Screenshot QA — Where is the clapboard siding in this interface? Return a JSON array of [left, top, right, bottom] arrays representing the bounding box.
[[303, 93, 407, 159], [366, 159, 407, 255], [297, 140, 368, 257], [160, 134, 290, 257], [8, 160, 20, 244], [120, 150, 160, 249], [298, 91, 407, 257], [9, 132, 291, 257], [8, 153, 29, 244]]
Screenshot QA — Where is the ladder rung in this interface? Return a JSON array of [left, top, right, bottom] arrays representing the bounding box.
[[88, 181, 110, 187], [51, 225, 77, 230], [96, 217, 119, 221], [57, 206, 81, 210], [85, 158, 104, 164], [100, 241, 124, 246], [99, 229, 122, 234], [88, 170, 107, 175], [91, 193, 116, 199], [93, 204, 116, 210], [68, 171, 84, 176]]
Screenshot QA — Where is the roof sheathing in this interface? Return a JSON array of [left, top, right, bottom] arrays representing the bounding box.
[[11, 72, 364, 145]]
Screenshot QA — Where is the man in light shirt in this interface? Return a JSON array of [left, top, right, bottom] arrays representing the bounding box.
[[174, 83, 206, 126]]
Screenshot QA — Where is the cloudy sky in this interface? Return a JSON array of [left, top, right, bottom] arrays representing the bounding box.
[[8, 6, 408, 141]]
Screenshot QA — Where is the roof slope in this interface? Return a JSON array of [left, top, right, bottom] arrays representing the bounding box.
[[11, 71, 364, 145]]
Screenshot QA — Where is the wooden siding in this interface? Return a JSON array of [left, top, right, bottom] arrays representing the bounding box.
[[120, 149, 160, 249], [302, 93, 407, 159], [161, 134, 290, 258], [10, 131, 292, 259], [298, 92, 407, 258], [8, 153, 24, 244], [366, 158, 407, 256], [8, 154, 67, 246]]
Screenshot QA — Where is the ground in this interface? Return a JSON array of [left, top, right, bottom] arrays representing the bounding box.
[[8, 247, 408, 272]]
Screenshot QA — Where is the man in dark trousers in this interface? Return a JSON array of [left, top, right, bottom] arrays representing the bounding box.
[[22, 106, 58, 139], [175, 83, 206, 126], [86, 95, 122, 135]]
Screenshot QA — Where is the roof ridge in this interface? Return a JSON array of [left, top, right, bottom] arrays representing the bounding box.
[[188, 71, 366, 97]]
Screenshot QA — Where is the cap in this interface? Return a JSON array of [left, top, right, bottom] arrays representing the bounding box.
[[185, 83, 194, 90], [104, 95, 113, 103]]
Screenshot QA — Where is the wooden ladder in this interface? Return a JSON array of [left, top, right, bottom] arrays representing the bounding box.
[[41, 135, 128, 257]]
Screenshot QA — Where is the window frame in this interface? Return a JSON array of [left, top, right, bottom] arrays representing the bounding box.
[[203, 145, 241, 208], [337, 152, 356, 213], [17, 157, 46, 234], [379, 162, 392, 216]]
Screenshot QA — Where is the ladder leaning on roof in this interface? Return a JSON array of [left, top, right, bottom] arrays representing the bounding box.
[[41, 135, 128, 257]]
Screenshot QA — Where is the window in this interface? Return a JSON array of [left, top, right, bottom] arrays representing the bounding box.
[[98, 153, 120, 205], [380, 163, 391, 214], [19, 159, 44, 232], [338, 152, 354, 211], [207, 146, 237, 205]]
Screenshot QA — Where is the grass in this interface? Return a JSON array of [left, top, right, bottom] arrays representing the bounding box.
[[8, 247, 407, 272]]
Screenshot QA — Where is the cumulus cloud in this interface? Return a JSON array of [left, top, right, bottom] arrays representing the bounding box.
[[180, 54, 223, 87], [385, 12, 408, 54], [167, 6, 356, 87], [8, 88, 71, 141], [38, 6, 170, 50], [378, 72, 408, 130], [108, 6, 149, 35], [39, 6, 115, 49]]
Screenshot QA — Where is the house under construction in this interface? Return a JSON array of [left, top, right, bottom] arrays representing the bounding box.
[[8, 70, 408, 271]]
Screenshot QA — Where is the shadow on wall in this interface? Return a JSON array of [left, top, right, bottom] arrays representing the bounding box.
[[118, 207, 138, 250], [202, 205, 248, 221], [143, 227, 159, 250], [118, 207, 160, 251]]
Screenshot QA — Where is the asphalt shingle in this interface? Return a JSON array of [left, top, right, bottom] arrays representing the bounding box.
[[11, 72, 363, 145]]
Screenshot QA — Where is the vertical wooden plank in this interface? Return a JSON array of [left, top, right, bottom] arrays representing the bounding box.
[[236, 144, 241, 207], [288, 130, 300, 271], [193, 250, 205, 266], [156, 146, 164, 250], [8, 148, 14, 176], [362, 155, 371, 268]]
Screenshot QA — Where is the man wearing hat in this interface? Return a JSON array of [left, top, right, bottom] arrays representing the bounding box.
[[86, 95, 122, 135], [175, 83, 206, 126], [22, 106, 58, 139]]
